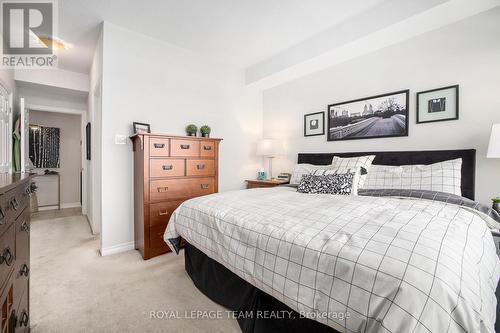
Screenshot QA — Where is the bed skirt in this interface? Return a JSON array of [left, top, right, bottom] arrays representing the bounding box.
[[185, 242, 341, 333]]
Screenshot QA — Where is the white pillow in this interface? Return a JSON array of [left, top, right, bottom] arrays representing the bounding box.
[[290, 164, 334, 185], [362, 158, 462, 195], [330, 155, 376, 188]]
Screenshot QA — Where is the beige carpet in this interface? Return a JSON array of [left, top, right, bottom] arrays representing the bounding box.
[[30, 209, 241, 333]]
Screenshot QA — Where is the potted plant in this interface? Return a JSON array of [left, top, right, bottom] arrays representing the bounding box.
[[200, 125, 211, 138], [186, 124, 198, 136], [30, 182, 39, 213], [493, 197, 500, 214]]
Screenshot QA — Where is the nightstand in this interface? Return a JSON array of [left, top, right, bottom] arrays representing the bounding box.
[[246, 179, 289, 189]]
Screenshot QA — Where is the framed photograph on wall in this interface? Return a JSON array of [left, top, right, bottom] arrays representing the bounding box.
[[304, 112, 324, 137], [86, 122, 91, 160], [417, 85, 459, 124], [327, 90, 409, 141]]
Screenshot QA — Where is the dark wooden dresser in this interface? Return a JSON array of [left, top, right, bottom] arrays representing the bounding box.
[[0, 173, 31, 332], [131, 134, 222, 259]]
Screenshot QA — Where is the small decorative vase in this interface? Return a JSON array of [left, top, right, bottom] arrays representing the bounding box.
[[257, 171, 266, 180], [493, 202, 500, 214], [201, 133, 210, 138], [187, 132, 197, 136]]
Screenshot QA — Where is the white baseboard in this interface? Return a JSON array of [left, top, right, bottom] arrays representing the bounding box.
[[38, 202, 82, 211], [100, 241, 135, 256], [62, 202, 82, 209]]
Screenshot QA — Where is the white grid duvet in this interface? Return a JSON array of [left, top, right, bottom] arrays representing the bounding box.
[[164, 187, 500, 333]]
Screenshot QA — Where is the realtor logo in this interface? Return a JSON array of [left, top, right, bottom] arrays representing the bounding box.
[[1, 0, 57, 68]]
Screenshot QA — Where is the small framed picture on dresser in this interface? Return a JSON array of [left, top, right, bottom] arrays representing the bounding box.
[[417, 85, 459, 124], [133, 122, 151, 134], [304, 112, 324, 137]]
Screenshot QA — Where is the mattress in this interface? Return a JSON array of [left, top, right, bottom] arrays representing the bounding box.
[[164, 187, 500, 333]]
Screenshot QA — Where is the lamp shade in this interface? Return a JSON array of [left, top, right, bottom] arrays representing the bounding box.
[[256, 139, 285, 157], [487, 124, 500, 158]]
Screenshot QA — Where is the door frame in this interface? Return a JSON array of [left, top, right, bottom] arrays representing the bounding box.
[[25, 103, 88, 215]]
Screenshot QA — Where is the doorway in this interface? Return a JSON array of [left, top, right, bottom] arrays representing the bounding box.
[[28, 110, 83, 212]]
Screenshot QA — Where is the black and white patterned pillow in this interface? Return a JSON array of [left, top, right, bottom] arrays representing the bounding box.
[[297, 172, 355, 195]]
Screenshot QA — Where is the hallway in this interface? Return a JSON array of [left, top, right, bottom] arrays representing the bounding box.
[[30, 209, 239, 333]]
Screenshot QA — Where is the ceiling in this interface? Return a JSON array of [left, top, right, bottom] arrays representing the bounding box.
[[57, 0, 387, 74]]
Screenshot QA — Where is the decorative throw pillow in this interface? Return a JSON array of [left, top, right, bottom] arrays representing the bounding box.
[[330, 155, 376, 188], [290, 163, 334, 185], [297, 171, 358, 195], [362, 158, 462, 196]]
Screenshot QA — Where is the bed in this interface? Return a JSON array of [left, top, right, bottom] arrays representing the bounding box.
[[164, 149, 500, 333]]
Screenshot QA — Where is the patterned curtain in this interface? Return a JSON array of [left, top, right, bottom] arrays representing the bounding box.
[[29, 125, 60, 168]]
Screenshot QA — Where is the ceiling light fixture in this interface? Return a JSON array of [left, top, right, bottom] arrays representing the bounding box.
[[33, 33, 74, 51]]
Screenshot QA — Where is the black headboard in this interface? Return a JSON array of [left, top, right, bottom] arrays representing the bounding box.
[[297, 149, 476, 200]]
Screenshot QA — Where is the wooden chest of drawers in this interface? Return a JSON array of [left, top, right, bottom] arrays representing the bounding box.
[[0, 173, 31, 332], [131, 134, 222, 259]]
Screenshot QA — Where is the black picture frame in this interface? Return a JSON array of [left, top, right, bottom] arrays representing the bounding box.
[[416, 85, 459, 124], [327, 89, 409, 141], [85, 122, 91, 160], [304, 111, 325, 137], [133, 122, 151, 134]]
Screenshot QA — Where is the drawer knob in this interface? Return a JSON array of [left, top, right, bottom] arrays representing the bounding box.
[[158, 210, 169, 216], [196, 164, 205, 170], [180, 144, 190, 149], [203, 146, 212, 151], [0, 247, 13, 266], [19, 310, 29, 327], [21, 221, 29, 233], [154, 143, 165, 148], [157, 187, 169, 193], [201, 184, 209, 190], [162, 165, 173, 171], [19, 264, 29, 277], [10, 198, 19, 211]]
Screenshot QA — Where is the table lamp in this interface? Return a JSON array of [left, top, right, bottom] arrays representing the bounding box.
[[256, 139, 284, 179], [487, 123, 500, 215], [488, 123, 500, 158]]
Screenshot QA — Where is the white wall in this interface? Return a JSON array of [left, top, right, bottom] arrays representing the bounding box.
[[99, 22, 262, 254], [263, 8, 500, 205], [0, 69, 15, 94], [15, 69, 89, 92], [87, 26, 103, 236], [30, 111, 82, 207], [18, 83, 87, 112]]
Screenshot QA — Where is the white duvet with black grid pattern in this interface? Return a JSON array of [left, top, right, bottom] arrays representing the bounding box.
[[164, 187, 500, 333]]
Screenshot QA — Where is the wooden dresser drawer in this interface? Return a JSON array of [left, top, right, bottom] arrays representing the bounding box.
[[0, 195, 8, 236], [15, 209, 29, 264], [14, 287, 29, 332], [0, 224, 15, 291], [150, 159, 185, 178], [149, 138, 170, 157], [186, 159, 215, 177], [3, 186, 27, 223], [149, 224, 171, 250], [149, 200, 183, 227], [200, 141, 215, 158], [170, 139, 200, 157], [150, 177, 215, 201], [13, 208, 30, 312], [0, 278, 14, 333]]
